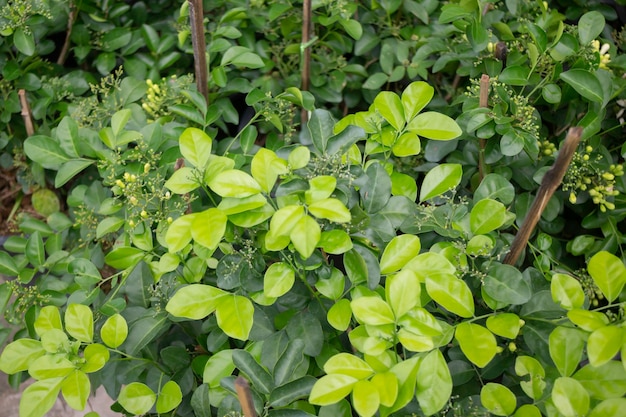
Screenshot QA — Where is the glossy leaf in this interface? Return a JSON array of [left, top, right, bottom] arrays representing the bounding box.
[[327, 299, 352, 331], [559, 69, 604, 103], [34, 306, 63, 337], [416, 349, 452, 416], [587, 326, 622, 367], [552, 377, 589, 417], [165, 284, 227, 319], [350, 296, 395, 325], [269, 376, 317, 407], [65, 304, 93, 343], [379, 234, 421, 275], [24, 135, 69, 169], [100, 314, 128, 348], [29, 355, 75, 380], [165, 214, 195, 253], [19, 378, 63, 417], [191, 208, 227, 250], [61, 370, 90, 410], [386, 270, 421, 319], [470, 199, 507, 234], [264, 262, 295, 298], [425, 273, 474, 318], [289, 214, 321, 258], [549, 326, 585, 377], [588, 251, 626, 302], [165, 167, 200, 194], [486, 313, 522, 339], [402, 81, 434, 121], [567, 309, 609, 332], [574, 361, 626, 399], [308, 198, 351, 223], [352, 379, 380, 417], [578, 11, 605, 44], [551, 273, 585, 310], [232, 350, 274, 395], [588, 398, 626, 417], [318, 230, 353, 255], [406, 112, 461, 140], [180, 127, 212, 169], [419, 163, 462, 201], [324, 353, 374, 380], [215, 294, 254, 340], [374, 91, 405, 131], [118, 382, 157, 416], [209, 169, 262, 197], [309, 374, 359, 406], [203, 350, 235, 388], [156, 380, 183, 413], [251, 148, 288, 192], [480, 383, 516, 416], [455, 323, 497, 368], [474, 174, 515, 205]]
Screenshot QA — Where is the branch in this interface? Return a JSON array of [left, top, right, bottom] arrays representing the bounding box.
[[504, 127, 583, 266], [189, 0, 208, 105], [57, 2, 77, 65], [18, 89, 35, 136], [234, 376, 257, 417], [300, 0, 312, 124], [478, 74, 489, 180]]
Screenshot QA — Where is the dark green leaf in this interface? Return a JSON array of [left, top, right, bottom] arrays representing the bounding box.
[[560, 69, 604, 103], [269, 376, 316, 407], [285, 312, 324, 356], [232, 350, 274, 395]]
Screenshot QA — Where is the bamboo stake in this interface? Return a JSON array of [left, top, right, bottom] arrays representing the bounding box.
[[478, 74, 490, 180], [503, 127, 583, 265], [189, 0, 208, 105], [234, 376, 257, 417], [18, 89, 35, 136], [300, 0, 312, 124]]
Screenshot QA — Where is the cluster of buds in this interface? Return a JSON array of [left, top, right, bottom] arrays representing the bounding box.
[[591, 40, 611, 70], [141, 78, 166, 119], [538, 139, 557, 158]]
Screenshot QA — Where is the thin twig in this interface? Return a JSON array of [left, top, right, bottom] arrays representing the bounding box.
[[504, 127, 583, 266], [18, 89, 35, 136], [478, 74, 490, 180], [234, 376, 257, 417], [57, 2, 77, 65], [300, 0, 312, 124], [189, 0, 208, 105]]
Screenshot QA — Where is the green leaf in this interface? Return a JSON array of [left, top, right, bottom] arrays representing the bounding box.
[[390, 171, 417, 200], [327, 299, 353, 331], [156, 381, 183, 413], [305, 176, 336, 204], [122, 312, 168, 356], [209, 169, 262, 197], [180, 127, 212, 169], [26, 231, 45, 267], [96, 216, 125, 239], [498, 65, 530, 86], [289, 214, 321, 258], [486, 313, 522, 339], [416, 349, 452, 416], [380, 235, 421, 275], [264, 262, 295, 298], [286, 312, 324, 356], [323, 353, 374, 380], [308, 109, 335, 154], [251, 148, 288, 193], [552, 377, 589, 417], [470, 199, 507, 234], [24, 135, 70, 169], [61, 370, 90, 411], [587, 326, 623, 367], [215, 295, 254, 341], [65, 304, 93, 343], [111, 109, 132, 137], [118, 382, 157, 415], [352, 380, 380, 417], [339, 19, 363, 40], [81, 343, 109, 373], [425, 274, 474, 318], [560, 69, 604, 103], [455, 322, 497, 368], [100, 314, 128, 348], [28, 355, 75, 379], [551, 273, 585, 310], [567, 309, 609, 332], [165, 214, 195, 253], [370, 372, 398, 407], [578, 11, 605, 44], [374, 91, 405, 131], [218, 194, 267, 215], [104, 246, 145, 270], [574, 361, 626, 399], [0, 251, 19, 276], [350, 296, 395, 325], [203, 350, 235, 388], [386, 269, 421, 319], [269, 376, 317, 407], [549, 326, 585, 377], [165, 167, 201, 194], [363, 72, 388, 90], [515, 356, 546, 400], [359, 162, 392, 213], [14, 27, 35, 56], [191, 208, 227, 250], [392, 132, 421, 157], [34, 306, 63, 337], [288, 146, 311, 170], [514, 404, 542, 417], [319, 230, 353, 255], [480, 383, 517, 416], [402, 81, 434, 121], [310, 374, 358, 406], [166, 284, 227, 319], [19, 378, 63, 417], [484, 264, 531, 305], [474, 174, 515, 205], [419, 163, 462, 201], [273, 339, 307, 386], [589, 398, 626, 417], [406, 112, 461, 140], [55, 159, 94, 188], [588, 251, 626, 302], [308, 198, 351, 223]]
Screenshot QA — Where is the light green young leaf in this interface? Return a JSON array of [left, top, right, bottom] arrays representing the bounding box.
[[567, 309, 610, 332], [203, 154, 235, 184], [318, 230, 353, 255], [203, 350, 235, 388], [34, 306, 63, 337], [81, 343, 110, 373], [587, 326, 622, 367], [549, 326, 585, 377], [251, 148, 288, 192], [419, 163, 462, 201], [166, 284, 227, 319], [480, 383, 516, 416], [305, 176, 337, 204], [179, 127, 212, 169], [552, 377, 589, 417], [386, 270, 421, 319], [29, 355, 75, 380], [374, 91, 405, 131], [350, 296, 395, 325], [95, 217, 125, 239], [380, 234, 421, 275], [324, 353, 374, 380], [165, 167, 201, 194], [289, 214, 321, 258], [416, 349, 452, 416], [392, 132, 421, 157], [61, 370, 90, 411], [370, 372, 398, 407], [402, 81, 434, 121], [574, 361, 626, 399], [100, 314, 128, 348], [352, 379, 380, 417], [317, 268, 346, 300], [309, 374, 358, 406], [118, 382, 157, 416], [19, 377, 63, 417], [111, 109, 132, 137], [551, 273, 585, 310], [425, 274, 474, 318], [470, 199, 507, 234], [589, 398, 626, 417], [327, 299, 353, 331], [218, 194, 267, 215], [378, 356, 420, 416], [588, 251, 626, 303], [406, 112, 462, 140], [308, 198, 351, 223], [165, 214, 196, 253], [559, 69, 604, 103], [397, 329, 434, 352], [191, 208, 227, 250], [455, 322, 497, 368], [24, 135, 70, 169], [269, 205, 305, 237], [264, 262, 295, 298], [215, 294, 254, 340], [208, 169, 262, 197], [288, 146, 311, 170], [156, 381, 183, 413], [486, 313, 522, 339], [65, 304, 93, 343]]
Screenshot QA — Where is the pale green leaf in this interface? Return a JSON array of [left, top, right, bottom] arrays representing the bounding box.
[[251, 148, 288, 192], [480, 383, 516, 416], [380, 234, 421, 275], [416, 350, 452, 416], [61, 370, 90, 411], [65, 304, 93, 343], [100, 314, 128, 348], [419, 163, 462, 201], [308, 198, 351, 223], [309, 374, 358, 406], [588, 251, 626, 303], [118, 382, 157, 416], [425, 274, 474, 318], [551, 273, 586, 310], [386, 270, 421, 319], [455, 322, 497, 368], [156, 381, 183, 413], [587, 326, 623, 367], [352, 379, 380, 417], [374, 91, 405, 131], [289, 214, 321, 258], [209, 169, 262, 197], [406, 112, 461, 140], [215, 294, 254, 340], [323, 353, 374, 380], [165, 167, 201, 194], [264, 262, 295, 298], [165, 214, 196, 253], [179, 127, 212, 169], [191, 208, 227, 250], [350, 296, 395, 325], [165, 284, 227, 319], [19, 378, 63, 417], [552, 377, 589, 417]]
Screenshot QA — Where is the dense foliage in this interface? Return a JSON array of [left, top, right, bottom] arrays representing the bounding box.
[[1, 1, 626, 417]]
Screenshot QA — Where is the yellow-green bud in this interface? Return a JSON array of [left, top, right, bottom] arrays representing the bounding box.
[[115, 179, 125, 188], [585, 145, 593, 153], [141, 210, 148, 218], [508, 342, 517, 352], [602, 172, 615, 181], [129, 220, 135, 227], [569, 192, 577, 204], [167, 217, 173, 224], [583, 154, 589, 161]]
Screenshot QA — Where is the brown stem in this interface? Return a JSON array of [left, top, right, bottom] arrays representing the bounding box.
[[18, 89, 35, 136], [189, 0, 208, 105], [234, 376, 257, 417], [300, 0, 312, 124], [503, 127, 583, 266], [57, 2, 77, 65], [478, 74, 490, 180]]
